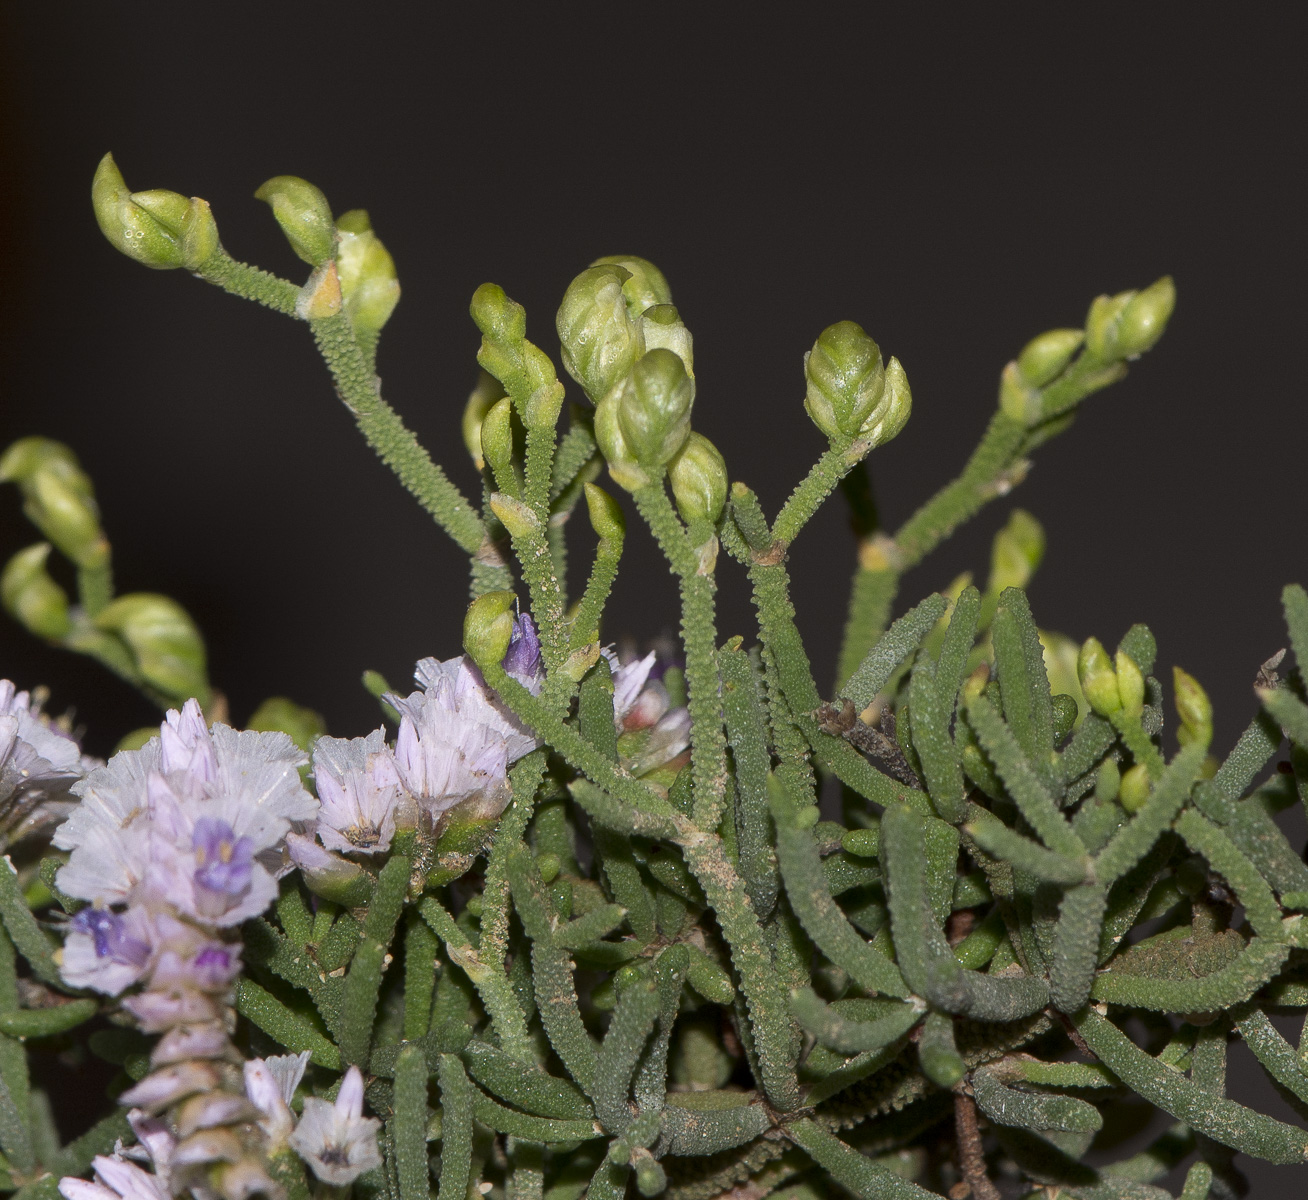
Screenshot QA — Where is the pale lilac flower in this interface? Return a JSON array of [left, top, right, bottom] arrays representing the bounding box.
[[0, 680, 93, 842], [311, 729, 402, 855], [61, 904, 154, 995], [502, 612, 545, 694], [289, 1065, 382, 1185], [119, 1061, 221, 1113], [60, 1156, 170, 1200], [388, 656, 537, 820], [55, 700, 315, 924], [245, 1051, 309, 1147], [604, 649, 692, 775]]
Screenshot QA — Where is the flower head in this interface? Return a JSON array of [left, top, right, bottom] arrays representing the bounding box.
[[61, 904, 153, 995], [606, 649, 691, 777], [59, 1157, 170, 1200], [388, 656, 537, 821], [54, 700, 315, 926], [311, 729, 402, 855], [289, 1065, 382, 1185], [0, 679, 93, 842], [245, 1051, 310, 1147]]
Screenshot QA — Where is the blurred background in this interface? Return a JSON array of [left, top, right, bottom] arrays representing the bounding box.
[[1, 5, 1305, 1185]]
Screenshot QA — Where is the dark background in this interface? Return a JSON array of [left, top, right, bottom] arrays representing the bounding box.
[[1, 5, 1306, 1190]]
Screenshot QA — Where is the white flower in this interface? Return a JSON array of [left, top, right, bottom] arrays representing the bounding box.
[[289, 1065, 382, 1185], [0, 680, 93, 842], [605, 649, 691, 775], [55, 700, 315, 925], [388, 656, 537, 820], [245, 1052, 310, 1147], [61, 904, 155, 995], [60, 1156, 170, 1200], [312, 730, 402, 855]]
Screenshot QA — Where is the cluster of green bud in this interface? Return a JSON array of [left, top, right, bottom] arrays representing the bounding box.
[[0, 438, 108, 570], [91, 154, 219, 272], [463, 589, 518, 668], [461, 372, 507, 470], [1084, 276, 1176, 363], [802, 321, 912, 446], [594, 348, 695, 492], [95, 593, 210, 708], [254, 175, 337, 267], [1076, 637, 1145, 719]]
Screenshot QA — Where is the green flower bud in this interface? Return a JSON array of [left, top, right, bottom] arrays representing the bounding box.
[[253, 175, 337, 267], [634, 1158, 667, 1198], [1095, 757, 1120, 803], [841, 826, 879, 858], [480, 397, 515, 481], [615, 349, 695, 470], [471, 282, 527, 345], [246, 696, 327, 752], [535, 852, 561, 884], [556, 265, 644, 403], [1016, 328, 1084, 388], [1114, 649, 1145, 718], [988, 509, 1045, 594], [463, 590, 517, 669], [593, 393, 653, 492], [998, 360, 1042, 426], [462, 372, 506, 470], [1077, 637, 1121, 717], [1085, 281, 1175, 364], [1115, 276, 1176, 359], [0, 438, 108, 569], [803, 321, 886, 441], [667, 432, 727, 525], [489, 493, 540, 540], [583, 481, 626, 542], [1040, 630, 1087, 725], [1173, 666, 1213, 749], [590, 255, 673, 316], [639, 304, 694, 378], [91, 154, 218, 271], [94, 593, 210, 706], [334, 209, 400, 338], [1, 544, 71, 640], [862, 356, 912, 449], [1118, 762, 1152, 813]]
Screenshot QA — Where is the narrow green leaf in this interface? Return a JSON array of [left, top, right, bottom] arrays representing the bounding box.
[[840, 593, 949, 715], [0, 1069, 32, 1173], [568, 778, 681, 839], [661, 1094, 773, 1157], [1283, 584, 1308, 675], [966, 807, 1087, 884], [1073, 1008, 1308, 1164], [633, 943, 689, 1114], [594, 831, 656, 944], [1261, 685, 1308, 748], [908, 653, 965, 823], [1094, 744, 1205, 885], [340, 854, 409, 1067], [403, 911, 439, 1042], [787, 1118, 937, 1199], [1174, 809, 1284, 939], [470, 1086, 601, 1143], [436, 1054, 474, 1200], [1178, 1160, 1213, 1200], [462, 1040, 592, 1120], [772, 779, 908, 998], [1210, 712, 1283, 809], [1092, 937, 1289, 1012], [1235, 1006, 1308, 1106], [394, 1044, 431, 1200], [917, 1010, 964, 1089], [788, 988, 920, 1054], [992, 587, 1055, 767], [553, 903, 627, 949], [721, 641, 779, 919], [972, 1066, 1103, 1132], [0, 1000, 97, 1039], [1059, 713, 1116, 788], [234, 979, 340, 1068], [0, 860, 59, 987], [1049, 882, 1108, 1013], [578, 657, 618, 762], [966, 695, 1082, 859], [592, 971, 659, 1133]]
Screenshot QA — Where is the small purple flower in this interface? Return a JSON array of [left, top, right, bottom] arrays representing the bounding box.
[[502, 613, 544, 694], [70, 908, 150, 966], [191, 817, 254, 898]]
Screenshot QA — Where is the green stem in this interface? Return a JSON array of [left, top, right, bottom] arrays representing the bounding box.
[[772, 438, 858, 546], [199, 250, 300, 314], [308, 314, 501, 574], [76, 562, 113, 618], [633, 485, 728, 831]]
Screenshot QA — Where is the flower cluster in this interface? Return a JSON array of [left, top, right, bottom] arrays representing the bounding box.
[[0, 679, 93, 846]]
